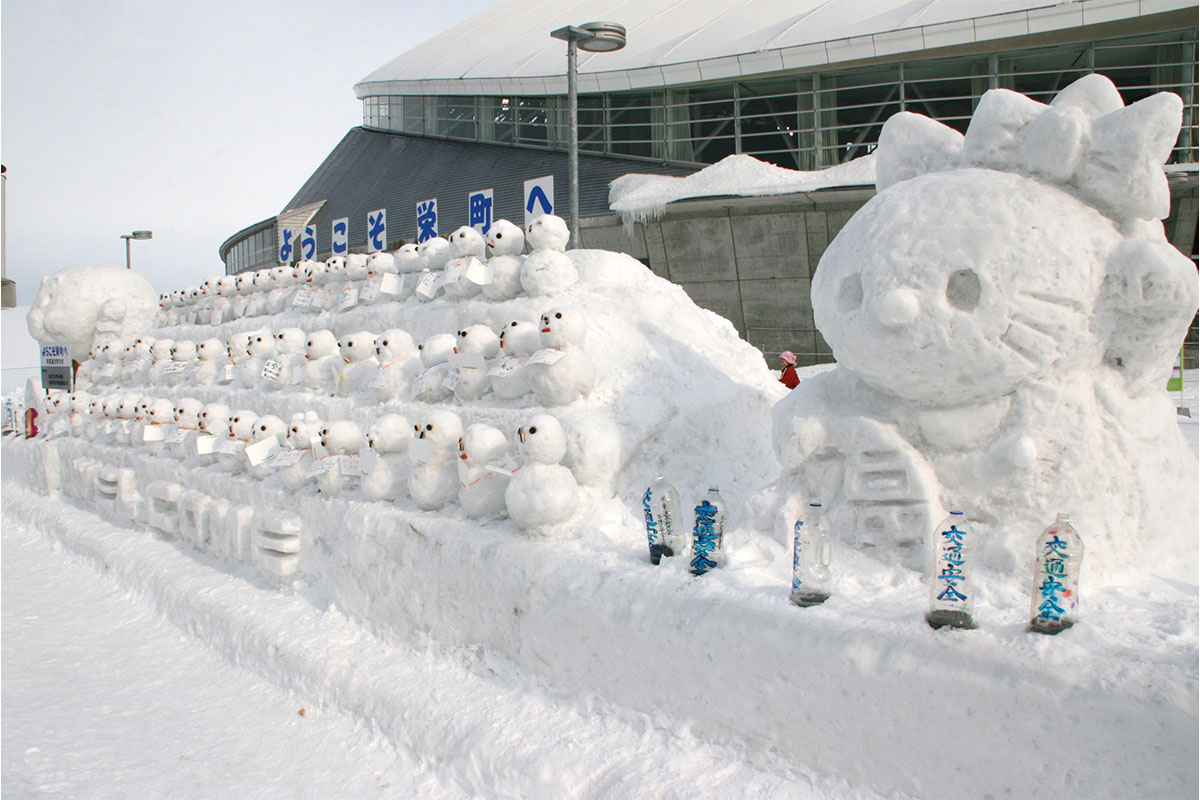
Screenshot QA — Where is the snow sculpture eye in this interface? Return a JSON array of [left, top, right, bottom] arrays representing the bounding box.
[[946, 269, 982, 312], [382, 340, 388, 346], [529, 426, 538, 434], [426, 424, 433, 431], [348, 340, 354, 348], [307, 341, 313, 347], [836, 275, 863, 313], [292, 427, 298, 433], [413, 424, 420, 432]]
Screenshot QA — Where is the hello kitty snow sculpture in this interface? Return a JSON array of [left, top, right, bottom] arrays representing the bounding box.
[[482, 220, 526, 301], [408, 410, 463, 511], [362, 413, 410, 503], [772, 74, 1199, 575], [506, 414, 578, 531], [521, 214, 577, 296], [529, 308, 595, 406]]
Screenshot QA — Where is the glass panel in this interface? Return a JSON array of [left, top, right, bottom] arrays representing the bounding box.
[[404, 95, 425, 135], [579, 95, 605, 152], [681, 87, 736, 163], [438, 96, 477, 138], [739, 79, 801, 168], [516, 96, 550, 144], [609, 92, 657, 157]]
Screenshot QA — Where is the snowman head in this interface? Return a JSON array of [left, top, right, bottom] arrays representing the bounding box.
[[253, 414, 286, 444], [150, 339, 173, 362], [448, 226, 486, 259], [539, 308, 586, 350], [375, 328, 415, 364], [525, 214, 570, 252], [365, 252, 395, 277], [196, 338, 224, 362], [319, 420, 364, 455], [417, 333, 456, 367], [171, 340, 197, 362], [462, 423, 508, 466], [486, 219, 525, 257], [247, 331, 277, 359], [338, 332, 377, 364], [304, 330, 338, 360], [131, 337, 155, 358], [229, 410, 259, 441], [367, 413, 411, 453], [413, 410, 463, 456], [499, 320, 541, 356], [274, 328, 306, 356], [417, 237, 451, 270], [175, 397, 202, 427], [454, 324, 500, 359], [148, 398, 174, 425], [394, 243, 423, 273], [287, 412, 322, 449], [199, 403, 231, 435], [517, 414, 567, 464]]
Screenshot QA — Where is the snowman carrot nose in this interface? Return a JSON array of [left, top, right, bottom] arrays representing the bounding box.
[[518, 427, 526, 443], [459, 438, 466, 458]]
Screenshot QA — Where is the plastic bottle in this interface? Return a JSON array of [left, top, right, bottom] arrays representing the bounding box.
[[926, 510, 976, 630], [1029, 512, 1084, 635], [642, 474, 683, 565], [690, 486, 727, 576], [790, 504, 832, 606]]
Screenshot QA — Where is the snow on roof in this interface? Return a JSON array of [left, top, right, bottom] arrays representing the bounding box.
[[356, 0, 1184, 97], [608, 153, 875, 224]]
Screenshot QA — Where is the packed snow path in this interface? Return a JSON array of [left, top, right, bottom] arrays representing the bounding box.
[[2, 482, 874, 799]]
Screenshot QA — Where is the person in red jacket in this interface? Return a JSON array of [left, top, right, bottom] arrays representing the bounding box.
[[779, 350, 799, 389]]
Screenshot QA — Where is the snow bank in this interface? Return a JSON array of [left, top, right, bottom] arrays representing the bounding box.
[[608, 153, 874, 227]]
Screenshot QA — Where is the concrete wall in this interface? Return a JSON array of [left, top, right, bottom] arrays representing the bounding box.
[[579, 189, 872, 366]]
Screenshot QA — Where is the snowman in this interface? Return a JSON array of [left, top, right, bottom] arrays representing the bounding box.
[[265, 327, 306, 391], [335, 331, 379, 398], [481, 219, 526, 302], [172, 397, 204, 459], [303, 329, 341, 394], [316, 420, 364, 497], [505, 414, 579, 531], [280, 412, 323, 492], [139, 398, 175, 455], [490, 319, 541, 400], [407, 410, 463, 511], [120, 337, 155, 385], [69, 391, 92, 437], [392, 243, 422, 300], [219, 409, 259, 474], [363, 252, 397, 305], [237, 330, 276, 391], [265, 266, 296, 315], [371, 328, 420, 403], [443, 226, 486, 300], [196, 403, 231, 465], [452, 324, 501, 402], [772, 73, 1200, 573], [246, 414, 287, 481], [457, 423, 510, 519], [361, 413, 411, 503], [146, 339, 175, 386], [192, 338, 228, 387], [528, 308, 595, 406], [414, 237, 452, 301], [520, 214, 577, 297], [165, 340, 197, 388], [412, 333, 457, 403]]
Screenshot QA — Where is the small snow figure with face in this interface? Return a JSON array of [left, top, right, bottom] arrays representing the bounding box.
[[412, 333, 457, 403], [317, 420, 364, 496], [371, 328, 420, 403], [452, 324, 501, 402], [362, 413, 411, 503], [237, 331, 276, 391], [364, 252, 397, 305], [197, 403, 231, 465], [505, 414, 578, 531], [529, 308, 595, 406], [220, 409, 259, 474], [262, 328, 305, 392], [140, 398, 175, 455], [391, 243, 422, 300], [336, 331, 379, 398], [280, 412, 323, 492], [482, 219, 526, 301], [491, 319, 541, 400], [146, 339, 173, 385], [520, 214, 577, 297], [172, 397, 204, 458], [246, 415, 287, 481], [443, 226, 486, 300], [408, 410, 463, 511], [192, 338, 227, 388], [120, 337, 155, 385], [303, 330, 341, 394], [165, 340, 197, 388], [458, 423, 510, 519]]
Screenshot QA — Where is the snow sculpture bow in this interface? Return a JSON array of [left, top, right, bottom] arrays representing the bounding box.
[[875, 74, 1183, 224]]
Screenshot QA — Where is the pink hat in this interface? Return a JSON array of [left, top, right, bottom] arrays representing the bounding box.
[[779, 351, 797, 365]]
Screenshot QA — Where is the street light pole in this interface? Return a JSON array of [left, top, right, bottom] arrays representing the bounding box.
[[120, 230, 153, 270], [551, 22, 626, 250]]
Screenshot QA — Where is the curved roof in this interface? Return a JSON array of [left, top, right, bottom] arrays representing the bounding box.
[[355, 0, 1189, 98]]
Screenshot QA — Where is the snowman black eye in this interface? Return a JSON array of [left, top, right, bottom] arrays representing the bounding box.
[[413, 424, 419, 432], [292, 427, 298, 433], [307, 341, 313, 347], [496, 233, 502, 239], [555, 313, 562, 319], [529, 426, 537, 434], [426, 424, 433, 431]]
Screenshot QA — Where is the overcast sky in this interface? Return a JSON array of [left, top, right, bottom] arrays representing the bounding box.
[[2, 0, 495, 304]]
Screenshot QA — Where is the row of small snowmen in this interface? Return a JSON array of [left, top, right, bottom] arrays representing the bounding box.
[[79, 306, 593, 407], [155, 215, 576, 328], [42, 390, 580, 532]]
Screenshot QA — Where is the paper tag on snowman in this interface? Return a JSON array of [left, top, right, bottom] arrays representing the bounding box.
[[306, 456, 338, 477], [339, 454, 361, 476], [120, 420, 132, 434], [338, 285, 359, 311], [195, 435, 218, 455], [484, 456, 521, 477], [442, 370, 461, 391], [526, 348, 566, 366], [311, 289, 328, 310], [142, 425, 167, 442], [486, 356, 523, 378], [244, 435, 280, 466], [50, 420, 67, 438], [443, 260, 467, 284], [260, 359, 283, 383], [269, 448, 304, 468], [409, 437, 433, 465], [232, 297, 249, 317], [465, 256, 494, 286], [217, 439, 245, 455], [415, 271, 447, 299], [448, 351, 487, 372], [310, 436, 329, 461], [163, 361, 187, 375], [218, 364, 236, 384], [210, 303, 225, 326], [170, 428, 190, 444], [357, 448, 377, 475], [360, 278, 380, 304], [292, 289, 314, 309], [379, 273, 403, 295]]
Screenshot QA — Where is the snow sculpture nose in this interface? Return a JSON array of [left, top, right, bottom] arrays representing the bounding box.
[[875, 288, 920, 327]]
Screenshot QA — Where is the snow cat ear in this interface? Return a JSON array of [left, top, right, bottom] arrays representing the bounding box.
[[875, 112, 964, 191]]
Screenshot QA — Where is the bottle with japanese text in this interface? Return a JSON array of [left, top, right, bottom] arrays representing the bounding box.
[[926, 510, 976, 630], [690, 486, 727, 576], [642, 474, 684, 564], [790, 504, 832, 606], [1029, 512, 1084, 635]]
